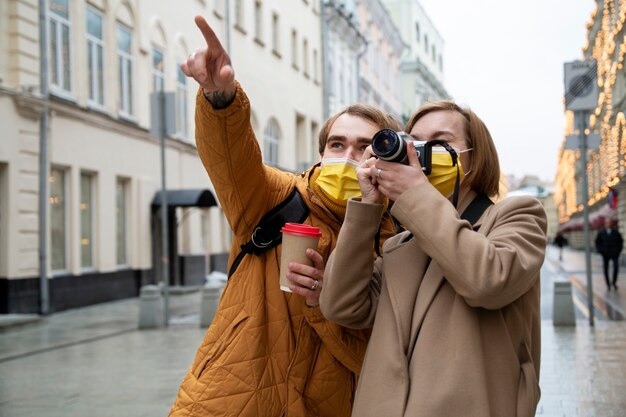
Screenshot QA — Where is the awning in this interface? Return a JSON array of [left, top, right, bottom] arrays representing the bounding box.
[[151, 189, 217, 208], [558, 205, 616, 233]]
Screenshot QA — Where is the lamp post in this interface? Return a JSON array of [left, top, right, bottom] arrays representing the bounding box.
[[564, 59, 599, 326]]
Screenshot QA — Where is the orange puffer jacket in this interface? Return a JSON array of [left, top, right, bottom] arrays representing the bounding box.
[[169, 83, 396, 417]]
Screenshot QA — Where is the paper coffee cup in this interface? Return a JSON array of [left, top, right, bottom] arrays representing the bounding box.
[[279, 223, 322, 292]]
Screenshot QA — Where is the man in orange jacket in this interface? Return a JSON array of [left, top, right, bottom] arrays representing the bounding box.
[[168, 16, 400, 417]]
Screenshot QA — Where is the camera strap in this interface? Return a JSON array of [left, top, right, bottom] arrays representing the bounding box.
[[228, 188, 310, 279], [460, 193, 493, 225], [398, 193, 493, 244]]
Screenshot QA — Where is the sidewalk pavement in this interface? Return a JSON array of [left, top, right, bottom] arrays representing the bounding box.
[[546, 243, 626, 321], [0, 247, 625, 416]]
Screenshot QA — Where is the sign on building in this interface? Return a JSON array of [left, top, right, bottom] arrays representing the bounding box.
[[563, 60, 598, 111]]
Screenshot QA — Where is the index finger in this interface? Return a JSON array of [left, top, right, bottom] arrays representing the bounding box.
[[306, 249, 325, 270], [405, 142, 422, 169], [359, 145, 375, 163], [195, 15, 225, 52]]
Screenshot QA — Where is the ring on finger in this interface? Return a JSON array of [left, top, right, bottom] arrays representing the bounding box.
[[310, 279, 319, 290], [376, 168, 382, 179]]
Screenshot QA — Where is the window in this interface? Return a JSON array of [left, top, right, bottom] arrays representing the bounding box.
[[263, 119, 281, 166], [87, 6, 105, 106], [234, 0, 245, 29], [116, 179, 128, 266], [313, 48, 318, 82], [49, 0, 72, 93], [152, 48, 165, 92], [272, 12, 280, 54], [176, 66, 188, 137], [214, 0, 225, 18], [415, 22, 420, 42], [117, 24, 133, 116], [50, 168, 67, 272], [291, 29, 298, 69], [254, 1, 264, 44], [303, 38, 309, 77], [80, 172, 94, 269], [424, 34, 429, 53]]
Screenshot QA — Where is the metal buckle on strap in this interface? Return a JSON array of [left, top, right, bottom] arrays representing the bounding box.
[[250, 227, 274, 249]]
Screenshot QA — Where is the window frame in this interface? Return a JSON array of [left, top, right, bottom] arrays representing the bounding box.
[[86, 5, 105, 108], [50, 167, 68, 274], [152, 47, 165, 92], [116, 178, 129, 267], [48, 0, 74, 98], [263, 119, 281, 166], [80, 171, 96, 270], [117, 23, 134, 118], [175, 66, 189, 139], [254, 0, 264, 45]]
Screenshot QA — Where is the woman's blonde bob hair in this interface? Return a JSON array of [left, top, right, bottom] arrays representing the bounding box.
[[405, 101, 500, 198]]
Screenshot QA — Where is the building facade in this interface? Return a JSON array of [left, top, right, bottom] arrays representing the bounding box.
[[381, 0, 448, 121], [0, 0, 323, 314], [355, 0, 405, 118], [322, 0, 366, 118], [555, 1, 626, 249]]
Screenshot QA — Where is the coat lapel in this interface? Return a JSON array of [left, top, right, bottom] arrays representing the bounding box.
[[406, 260, 445, 355], [382, 234, 430, 353]]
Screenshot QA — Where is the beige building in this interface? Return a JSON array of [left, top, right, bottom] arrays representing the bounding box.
[[0, 0, 323, 314]]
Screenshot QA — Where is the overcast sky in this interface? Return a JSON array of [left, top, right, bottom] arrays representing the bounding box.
[[417, 0, 596, 182]]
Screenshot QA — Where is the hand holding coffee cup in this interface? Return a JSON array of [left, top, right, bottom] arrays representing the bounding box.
[[279, 223, 323, 305]]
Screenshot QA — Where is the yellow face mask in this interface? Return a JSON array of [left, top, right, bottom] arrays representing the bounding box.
[[315, 158, 361, 206], [429, 146, 472, 198]]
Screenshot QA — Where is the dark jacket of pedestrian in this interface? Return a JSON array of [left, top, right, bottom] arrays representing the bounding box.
[[554, 233, 568, 248], [595, 226, 623, 258]]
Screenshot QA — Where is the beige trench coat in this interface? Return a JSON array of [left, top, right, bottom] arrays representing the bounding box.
[[320, 184, 547, 417]]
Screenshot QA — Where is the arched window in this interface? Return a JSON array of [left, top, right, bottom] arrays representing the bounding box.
[[263, 118, 281, 166]]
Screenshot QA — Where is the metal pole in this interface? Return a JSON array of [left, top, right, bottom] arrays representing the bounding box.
[[38, 0, 50, 315], [578, 110, 594, 326], [159, 91, 170, 326]]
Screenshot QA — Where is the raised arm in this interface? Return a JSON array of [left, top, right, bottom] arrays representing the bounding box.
[[181, 16, 236, 108]]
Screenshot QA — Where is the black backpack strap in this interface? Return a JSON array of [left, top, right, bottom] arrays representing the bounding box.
[[460, 194, 493, 226], [400, 194, 493, 243], [228, 188, 310, 278]]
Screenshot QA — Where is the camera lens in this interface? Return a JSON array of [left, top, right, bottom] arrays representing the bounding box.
[[372, 129, 408, 163]]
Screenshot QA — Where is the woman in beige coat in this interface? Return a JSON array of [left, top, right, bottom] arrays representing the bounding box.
[[320, 101, 547, 417]]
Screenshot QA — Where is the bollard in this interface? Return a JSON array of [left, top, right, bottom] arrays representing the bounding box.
[[553, 280, 576, 326], [138, 285, 163, 329], [200, 280, 225, 328]]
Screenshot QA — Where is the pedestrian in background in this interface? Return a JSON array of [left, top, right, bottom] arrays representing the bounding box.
[[168, 15, 401, 417], [595, 217, 623, 291], [320, 101, 547, 417], [554, 232, 568, 261]]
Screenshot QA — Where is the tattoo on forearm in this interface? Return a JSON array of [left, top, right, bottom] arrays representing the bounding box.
[[204, 90, 236, 109]]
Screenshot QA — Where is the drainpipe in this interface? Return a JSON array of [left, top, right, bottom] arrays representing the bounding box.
[[38, 0, 50, 315]]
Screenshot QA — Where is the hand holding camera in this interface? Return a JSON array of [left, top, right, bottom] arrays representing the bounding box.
[[358, 129, 431, 202], [371, 129, 433, 174]]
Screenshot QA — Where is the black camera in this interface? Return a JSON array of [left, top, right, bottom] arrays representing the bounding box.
[[371, 129, 432, 175]]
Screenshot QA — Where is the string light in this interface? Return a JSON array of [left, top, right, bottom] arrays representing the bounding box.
[[556, 2, 626, 223]]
